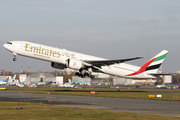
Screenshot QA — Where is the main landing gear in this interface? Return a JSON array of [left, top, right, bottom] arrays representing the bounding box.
[[75, 72, 95, 79]]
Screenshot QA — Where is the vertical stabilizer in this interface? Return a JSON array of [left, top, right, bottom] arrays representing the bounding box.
[[12, 74, 16, 81], [144, 50, 168, 73], [5, 77, 9, 83], [126, 50, 168, 76]]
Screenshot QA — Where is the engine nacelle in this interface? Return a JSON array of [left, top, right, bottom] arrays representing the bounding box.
[[51, 62, 66, 69], [67, 59, 83, 70]]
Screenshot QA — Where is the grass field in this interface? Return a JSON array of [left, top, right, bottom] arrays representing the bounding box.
[[0, 102, 180, 120]]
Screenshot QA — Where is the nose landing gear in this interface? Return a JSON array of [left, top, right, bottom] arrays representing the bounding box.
[[12, 52, 17, 61], [13, 58, 17, 61]]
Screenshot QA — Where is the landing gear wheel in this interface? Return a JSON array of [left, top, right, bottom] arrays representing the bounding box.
[[90, 75, 95, 79], [13, 58, 17, 61]]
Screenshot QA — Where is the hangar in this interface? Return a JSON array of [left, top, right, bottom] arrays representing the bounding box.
[[27, 72, 56, 84]]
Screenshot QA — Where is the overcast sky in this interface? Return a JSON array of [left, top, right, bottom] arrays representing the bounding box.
[[0, 0, 180, 73]]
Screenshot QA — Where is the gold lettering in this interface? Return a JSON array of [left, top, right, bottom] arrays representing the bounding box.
[[25, 43, 61, 59], [57, 52, 60, 58], [50, 50, 52, 56], [39, 46, 41, 54], [25, 44, 30, 51], [41, 48, 45, 54], [31, 46, 38, 53], [44, 49, 49, 55], [52, 51, 57, 57]]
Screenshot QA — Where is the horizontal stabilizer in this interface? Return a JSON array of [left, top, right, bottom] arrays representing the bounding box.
[[149, 73, 173, 76]]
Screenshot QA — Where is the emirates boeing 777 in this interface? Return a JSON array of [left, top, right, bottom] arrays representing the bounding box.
[[3, 41, 168, 79]]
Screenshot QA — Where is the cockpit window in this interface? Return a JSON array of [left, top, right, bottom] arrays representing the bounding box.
[[7, 42, 12, 45]]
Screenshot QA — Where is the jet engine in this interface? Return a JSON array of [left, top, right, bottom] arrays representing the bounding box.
[[51, 62, 66, 69], [67, 58, 83, 70], [52, 59, 95, 78]]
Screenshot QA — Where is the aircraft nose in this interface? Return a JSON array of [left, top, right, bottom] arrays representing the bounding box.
[[3, 43, 7, 48], [3, 43, 10, 51]]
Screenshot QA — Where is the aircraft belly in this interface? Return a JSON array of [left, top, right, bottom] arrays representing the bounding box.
[[101, 66, 155, 79], [101, 66, 130, 77]]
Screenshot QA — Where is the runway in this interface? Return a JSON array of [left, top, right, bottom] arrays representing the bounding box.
[[0, 90, 180, 117]]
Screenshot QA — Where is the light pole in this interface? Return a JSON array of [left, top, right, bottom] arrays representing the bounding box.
[[42, 69, 45, 87]]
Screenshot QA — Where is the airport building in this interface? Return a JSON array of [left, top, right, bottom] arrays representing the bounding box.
[[72, 76, 91, 84], [27, 72, 56, 84], [163, 75, 172, 83], [19, 74, 27, 83], [0, 76, 11, 80]]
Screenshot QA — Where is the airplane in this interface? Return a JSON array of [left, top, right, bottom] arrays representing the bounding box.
[[7, 74, 17, 86], [0, 77, 9, 85], [74, 81, 91, 86], [8, 74, 16, 84], [165, 79, 180, 89], [16, 82, 25, 87], [37, 81, 45, 86], [74, 81, 86, 85], [64, 83, 74, 88], [29, 83, 37, 87], [156, 85, 168, 89], [3, 41, 168, 79], [8, 74, 16, 82], [0, 74, 16, 82], [57, 79, 74, 88], [57, 82, 74, 88], [57, 82, 65, 87], [157, 79, 180, 89]]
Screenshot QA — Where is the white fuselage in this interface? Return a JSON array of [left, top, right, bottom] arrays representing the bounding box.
[[3, 41, 156, 79], [0, 81, 7, 85]]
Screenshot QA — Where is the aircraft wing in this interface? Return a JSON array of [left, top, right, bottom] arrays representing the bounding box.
[[83, 57, 143, 68]]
